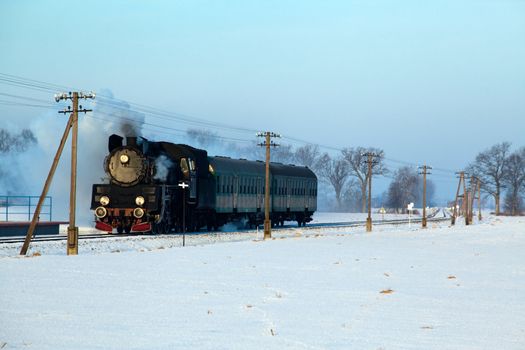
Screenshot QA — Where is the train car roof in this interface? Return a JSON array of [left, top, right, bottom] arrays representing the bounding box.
[[209, 156, 316, 179], [209, 157, 266, 175], [270, 162, 317, 179]]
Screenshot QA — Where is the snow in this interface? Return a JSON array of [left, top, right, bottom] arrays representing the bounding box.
[[1, 214, 524, 349]]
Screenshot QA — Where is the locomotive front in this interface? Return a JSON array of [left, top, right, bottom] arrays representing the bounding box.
[[91, 136, 164, 233]]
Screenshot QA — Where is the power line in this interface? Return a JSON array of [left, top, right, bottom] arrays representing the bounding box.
[[0, 71, 465, 175]]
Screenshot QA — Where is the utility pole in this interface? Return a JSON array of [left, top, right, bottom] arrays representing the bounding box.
[[467, 175, 477, 225], [257, 131, 280, 239], [418, 165, 432, 228], [476, 177, 482, 221], [19, 92, 94, 256], [451, 171, 466, 226], [363, 152, 379, 232]]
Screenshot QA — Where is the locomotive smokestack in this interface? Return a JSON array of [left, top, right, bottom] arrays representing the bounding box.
[[126, 136, 138, 148]]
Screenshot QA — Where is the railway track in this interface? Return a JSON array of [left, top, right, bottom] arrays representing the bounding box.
[[0, 216, 450, 245]]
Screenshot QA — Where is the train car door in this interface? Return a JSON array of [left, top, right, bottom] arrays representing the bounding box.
[[256, 178, 262, 210], [286, 178, 291, 209], [303, 180, 308, 209], [233, 176, 239, 210]]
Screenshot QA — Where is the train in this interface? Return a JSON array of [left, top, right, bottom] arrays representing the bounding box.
[[90, 134, 318, 234]]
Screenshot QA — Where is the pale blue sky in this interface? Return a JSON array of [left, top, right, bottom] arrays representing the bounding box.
[[1, 0, 524, 202]]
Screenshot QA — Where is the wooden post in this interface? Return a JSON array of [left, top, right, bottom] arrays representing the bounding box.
[[257, 131, 280, 240], [463, 174, 469, 225], [20, 91, 94, 256], [419, 165, 431, 228], [67, 92, 79, 255], [365, 153, 375, 232], [20, 115, 74, 255], [451, 171, 463, 225], [263, 132, 271, 239], [477, 178, 482, 221]]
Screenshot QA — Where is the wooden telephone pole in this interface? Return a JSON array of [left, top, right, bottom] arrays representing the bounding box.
[[363, 152, 379, 232], [20, 92, 95, 256], [467, 175, 477, 225], [476, 177, 482, 221], [418, 165, 432, 228], [257, 131, 280, 239], [451, 171, 467, 226]]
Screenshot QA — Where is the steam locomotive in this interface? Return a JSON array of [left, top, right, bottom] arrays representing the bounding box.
[[90, 134, 317, 234]]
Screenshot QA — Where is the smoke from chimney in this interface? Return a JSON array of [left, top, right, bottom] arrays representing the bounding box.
[[1, 89, 146, 225]]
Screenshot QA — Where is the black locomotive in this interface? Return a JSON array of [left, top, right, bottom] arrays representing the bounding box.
[[90, 134, 317, 234]]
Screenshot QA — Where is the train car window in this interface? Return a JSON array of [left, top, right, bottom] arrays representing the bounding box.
[[180, 158, 190, 179], [217, 176, 220, 193], [189, 159, 196, 171]]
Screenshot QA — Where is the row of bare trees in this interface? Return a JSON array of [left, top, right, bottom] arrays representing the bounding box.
[[314, 148, 388, 211], [184, 129, 523, 215], [468, 142, 525, 216]]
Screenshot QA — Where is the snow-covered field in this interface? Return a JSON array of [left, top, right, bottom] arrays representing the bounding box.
[[1, 214, 524, 349]]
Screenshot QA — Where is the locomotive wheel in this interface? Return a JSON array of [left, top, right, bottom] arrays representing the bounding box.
[[153, 222, 168, 235], [124, 226, 131, 234]]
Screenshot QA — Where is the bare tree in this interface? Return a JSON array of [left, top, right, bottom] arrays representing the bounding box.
[[272, 144, 295, 164], [341, 179, 361, 211], [467, 142, 511, 215], [0, 128, 37, 153], [342, 147, 387, 213], [294, 144, 321, 171], [316, 153, 350, 210], [386, 167, 420, 212], [0, 129, 9, 153], [502, 147, 525, 215]]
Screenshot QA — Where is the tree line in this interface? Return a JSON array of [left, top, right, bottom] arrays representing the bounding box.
[[4, 127, 521, 216], [184, 130, 525, 216]]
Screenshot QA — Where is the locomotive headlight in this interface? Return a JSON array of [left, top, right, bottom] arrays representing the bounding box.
[[120, 154, 130, 164], [95, 206, 107, 219], [133, 207, 144, 219], [99, 195, 110, 206], [135, 196, 145, 206]]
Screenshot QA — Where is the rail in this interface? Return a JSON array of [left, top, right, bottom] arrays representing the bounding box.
[[0, 195, 53, 222]]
